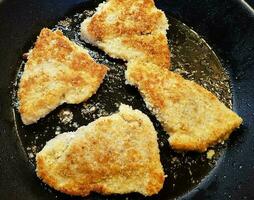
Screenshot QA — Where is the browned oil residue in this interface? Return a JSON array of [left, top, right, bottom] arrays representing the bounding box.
[[168, 17, 232, 108]]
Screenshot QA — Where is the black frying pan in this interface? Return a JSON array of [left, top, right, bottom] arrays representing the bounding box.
[[0, 0, 254, 199]]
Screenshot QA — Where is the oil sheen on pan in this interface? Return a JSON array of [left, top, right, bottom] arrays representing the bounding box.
[[12, 7, 233, 200]]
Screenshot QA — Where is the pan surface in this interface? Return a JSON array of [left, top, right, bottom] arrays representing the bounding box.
[[12, 7, 233, 200], [0, 0, 254, 200]]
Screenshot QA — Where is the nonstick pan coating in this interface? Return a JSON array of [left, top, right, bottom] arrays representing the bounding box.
[[0, 0, 254, 200]]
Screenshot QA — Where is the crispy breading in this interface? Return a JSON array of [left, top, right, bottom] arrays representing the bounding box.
[[18, 28, 108, 125], [36, 104, 165, 196], [125, 61, 243, 152], [80, 0, 170, 68]]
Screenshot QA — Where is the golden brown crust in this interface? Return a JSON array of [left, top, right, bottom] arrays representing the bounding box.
[[18, 28, 108, 125], [80, 0, 170, 68], [122, 33, 170, 70], [36, 104, 165, 196], [125, 61, 243, 152], [87, 0, 166, 38]]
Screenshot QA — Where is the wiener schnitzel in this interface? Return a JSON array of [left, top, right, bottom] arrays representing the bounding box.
[[125, 61, 242, 152], [18, 28, 108, 125], [36, 104, 165, 196], [80, 0, 170, 68]]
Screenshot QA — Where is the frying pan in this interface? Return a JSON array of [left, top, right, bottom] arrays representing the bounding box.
[[0, 0, 254, 199]]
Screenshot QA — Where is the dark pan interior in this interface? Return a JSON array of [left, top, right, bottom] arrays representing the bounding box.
[[11, 7, 233, 200], [0, 0, 254, 200]]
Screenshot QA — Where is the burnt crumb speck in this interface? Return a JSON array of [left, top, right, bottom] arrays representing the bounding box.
[[22, 52, 29, 60], [58, 109, 74, 124]]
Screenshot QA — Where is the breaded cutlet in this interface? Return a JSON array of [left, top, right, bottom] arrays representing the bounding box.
[[125, 61, 243, 152], [18, 28, 108, 125], [36, 104, 165, 196], [80, 0, 170, 68]]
